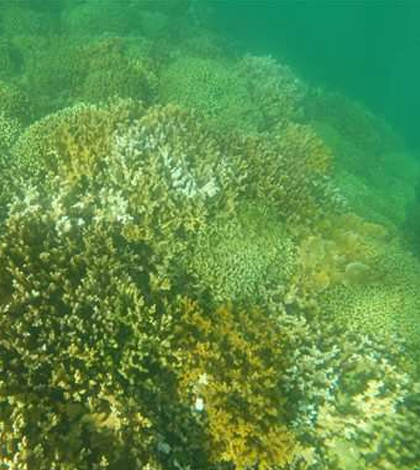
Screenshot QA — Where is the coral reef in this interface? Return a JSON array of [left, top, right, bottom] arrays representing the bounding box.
[[236, 54, 307, 130], [11, 99, 145, 185], [72, 37, 157, 105], [159, 54, 306, 134], [0, 148, 296, 469], [292, 214, 387, 298], [0, 2, 419, 469], [283, 312, 420, 470], [175, 299, 298, 469], [224, 123, 343, 225], [307, 90, 420, 229], [305, 89, 402, 157], [159, 56, 257, 133], [319, 238, 420, 355], [20, 36, 157, 118], [184, 203, 297, 303]]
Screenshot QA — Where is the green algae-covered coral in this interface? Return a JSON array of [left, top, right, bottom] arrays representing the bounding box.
[[21, 36, 157, 117], [319, 238, 420, 355], [184, 203, 297, 303], [159, 54, 306, 135]]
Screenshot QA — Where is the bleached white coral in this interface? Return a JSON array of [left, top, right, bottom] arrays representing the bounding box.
[[94, 187, 133, 225], [112, 126, 219, 201]]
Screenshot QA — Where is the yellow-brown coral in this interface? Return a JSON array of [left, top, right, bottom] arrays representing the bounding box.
[[293, 213, 387, 297], [12, 98, 145, 184], [174, 298, 297, 469]]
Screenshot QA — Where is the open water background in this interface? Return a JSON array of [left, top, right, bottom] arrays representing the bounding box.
[[213, 0, 420, 150]]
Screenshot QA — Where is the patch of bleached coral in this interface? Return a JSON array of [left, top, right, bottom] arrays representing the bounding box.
[[282, 310, 420, 470], [111, 122, 221, 203]]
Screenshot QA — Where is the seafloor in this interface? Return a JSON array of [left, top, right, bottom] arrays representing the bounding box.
[[0, 1, 419, 470]]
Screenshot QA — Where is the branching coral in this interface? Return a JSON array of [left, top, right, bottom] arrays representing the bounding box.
[[0, 4, 419, 469], [0, 180, 298, 469], [305, 89, 402, 158], [318, 238, 420, 356], [304, 89, 420, 231], [159, 54, 306, 135], [236, 54, 307, 131], [0, 184, 174, 469], [10, 101, 240, 296], [0, 112, 21, 217], [224, 123, 344, 226], [12, 98, 145, 185], [174, 298, 297, 469], [0, 171, 223, 468], [75, 37, 158, 105], [281, 307, 420, 470], [21, 36, 157, 117], [159, 56, 257, 133], [184, 202, 297, 303]]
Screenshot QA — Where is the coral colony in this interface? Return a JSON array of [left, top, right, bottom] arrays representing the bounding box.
[[0, 1, 419, 469]]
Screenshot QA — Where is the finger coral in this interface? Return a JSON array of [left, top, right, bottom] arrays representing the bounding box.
[[319, 238, 420, 356], [224, 123, 343, 226], [174, 298, 297, 469], [12, 98, 145, 185], [22, 36, 157, 118], [184, 202, 297, 303]]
